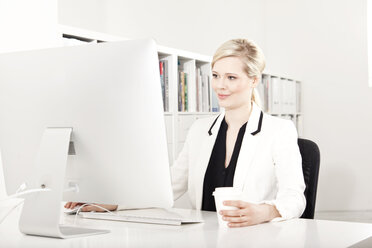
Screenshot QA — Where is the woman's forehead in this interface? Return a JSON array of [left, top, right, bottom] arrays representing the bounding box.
[[212, 57, 245, 74]]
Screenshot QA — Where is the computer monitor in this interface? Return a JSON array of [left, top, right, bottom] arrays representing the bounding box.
[[0, 39, 173, 238]]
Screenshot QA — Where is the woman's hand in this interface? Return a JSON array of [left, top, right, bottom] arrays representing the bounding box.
[[219, 200, 281, 228], [64, 202, 118, 212]]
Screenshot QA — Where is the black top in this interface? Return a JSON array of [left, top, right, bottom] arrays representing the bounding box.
[[201, 117, 248, 211]]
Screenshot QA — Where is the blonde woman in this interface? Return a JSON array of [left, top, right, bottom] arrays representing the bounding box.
[[66, 39, 306, 227]]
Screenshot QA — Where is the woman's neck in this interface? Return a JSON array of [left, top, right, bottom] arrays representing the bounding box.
[[224, 102, 253, 130]]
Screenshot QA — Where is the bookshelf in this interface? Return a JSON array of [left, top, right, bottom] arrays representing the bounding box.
[[59, 25, 303, 163], [258, 74, 303, 135]]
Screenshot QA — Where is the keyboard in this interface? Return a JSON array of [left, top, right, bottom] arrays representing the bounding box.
[[80, 208, 204, 226]]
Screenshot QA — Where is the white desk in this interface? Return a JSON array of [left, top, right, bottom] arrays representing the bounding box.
[[1, 207, 372, 247]]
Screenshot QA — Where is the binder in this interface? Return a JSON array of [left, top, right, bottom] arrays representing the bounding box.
[[257, 76, 266, 111], [270, 77, 282, 114], [296, 81, 301, 113], [262, 75, 270, 112], [288, 80, 297, 114]]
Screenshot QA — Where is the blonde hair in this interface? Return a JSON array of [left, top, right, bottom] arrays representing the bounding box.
[[212, 39, 266, 106]]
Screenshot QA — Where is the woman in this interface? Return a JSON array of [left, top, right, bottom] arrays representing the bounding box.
[[66, 39, 306, 227]]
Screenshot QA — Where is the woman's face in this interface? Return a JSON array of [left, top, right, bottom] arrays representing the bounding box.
[[211, 56, 257, 111]]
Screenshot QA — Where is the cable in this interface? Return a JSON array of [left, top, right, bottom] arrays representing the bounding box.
[[0, 188, 51, 202], [15, 183, 27, 194], [1, 183, 113, 226], [2, 184, 76, 202], [74, 203, 115, 225], [0, 200, 24, 224], [0, 185, 51, 224]]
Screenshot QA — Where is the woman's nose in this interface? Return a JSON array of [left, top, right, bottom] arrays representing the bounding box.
[[215, 78, 227, 89]]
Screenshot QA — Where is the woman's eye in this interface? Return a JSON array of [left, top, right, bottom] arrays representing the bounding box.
[[212, 74, 218, 78], [228, 76, 236, 80]]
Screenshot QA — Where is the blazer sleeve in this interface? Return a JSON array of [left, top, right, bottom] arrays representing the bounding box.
[[265, 120, 306, 221], [169, 122, 194, 201]]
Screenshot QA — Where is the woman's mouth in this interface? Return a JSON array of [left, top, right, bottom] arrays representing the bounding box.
[[218, 94, 230, 100]]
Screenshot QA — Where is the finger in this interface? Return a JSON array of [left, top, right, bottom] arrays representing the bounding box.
[[223, 215, 249, 223], [223, 200, 248, 209], [64, 202, 71, 208], [219, 209, 245, 217], [70, 202, 83, 209], [70, 202, 78, 209], [228, 222, 251, 228]]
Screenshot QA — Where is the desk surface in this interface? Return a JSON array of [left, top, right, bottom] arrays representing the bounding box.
[[1, 207, 372, 248]]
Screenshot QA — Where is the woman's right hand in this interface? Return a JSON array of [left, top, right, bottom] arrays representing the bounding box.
[[64, 202, 118, 212]]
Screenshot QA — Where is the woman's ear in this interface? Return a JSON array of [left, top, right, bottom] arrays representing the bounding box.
[[251, 77, 259, 88]]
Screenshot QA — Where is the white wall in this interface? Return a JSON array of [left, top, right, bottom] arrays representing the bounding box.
[[0, 0, 60, 53], [265, 0, 372, 211], [58, 0, 108, 34], [58, 0, 266, 56]]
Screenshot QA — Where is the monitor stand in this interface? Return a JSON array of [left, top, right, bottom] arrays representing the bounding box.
[[18, 128, 109, 238]]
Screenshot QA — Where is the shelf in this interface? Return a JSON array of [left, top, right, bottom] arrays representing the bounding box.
[[267, 113, 302, 116], [158, 52, 172, 59], [177, 112, 219, 116], [262, 72, 302, 82], [196, 60, 210, 66]]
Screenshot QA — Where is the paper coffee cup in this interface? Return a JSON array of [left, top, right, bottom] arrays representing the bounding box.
[[212, 187, 242, 227]]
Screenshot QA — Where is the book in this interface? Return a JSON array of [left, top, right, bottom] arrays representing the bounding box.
[[201, 74, 208, 112], [178, 71, 182, 111], [160, 59, 169, 112], [197, 69, 203, 112], [180, 71, 185, 111], [159, 61, 165, 111], [184, 73, 188, 112], [196, 68, 200, 112], [207, 75, 211, 112]]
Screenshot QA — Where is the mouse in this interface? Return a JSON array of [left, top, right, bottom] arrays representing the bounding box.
[[63, 206, 81, 215]]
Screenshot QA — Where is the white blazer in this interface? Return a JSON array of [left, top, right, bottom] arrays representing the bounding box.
[[170, 102, 306, 221]]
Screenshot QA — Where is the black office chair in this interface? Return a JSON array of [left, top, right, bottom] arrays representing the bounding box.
[[298, 138, 320, 219]]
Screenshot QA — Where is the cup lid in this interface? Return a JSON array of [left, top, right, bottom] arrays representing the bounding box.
[[212, 187, 242, 196]]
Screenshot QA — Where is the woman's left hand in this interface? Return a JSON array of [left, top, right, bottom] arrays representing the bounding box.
[[219, 200, 280, 228]]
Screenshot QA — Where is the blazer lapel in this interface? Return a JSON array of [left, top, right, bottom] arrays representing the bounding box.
[[233, 103, 264, 191], [194, 111, 225, 210]]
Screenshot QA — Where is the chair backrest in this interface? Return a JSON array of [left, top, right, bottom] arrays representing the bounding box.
[[297, 138, 320, 219]]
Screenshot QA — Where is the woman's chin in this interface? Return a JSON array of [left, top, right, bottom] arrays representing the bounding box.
[[218, 101, 234, 109]]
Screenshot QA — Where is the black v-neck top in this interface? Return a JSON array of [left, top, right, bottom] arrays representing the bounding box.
[[201, 117, 248, 211]]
